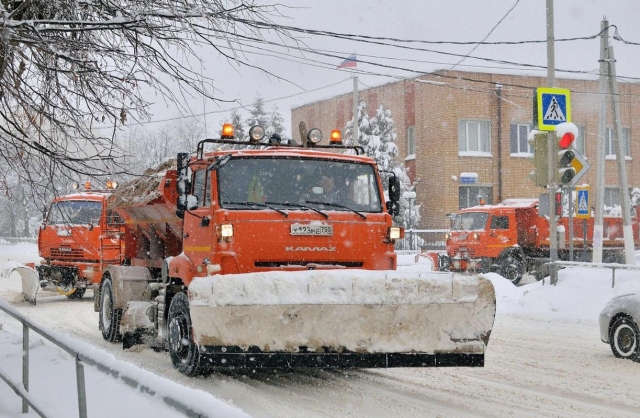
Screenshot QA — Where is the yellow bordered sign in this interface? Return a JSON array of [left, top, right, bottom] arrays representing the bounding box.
[[575, 185, 591, 219], [536, 87, 571, 131]]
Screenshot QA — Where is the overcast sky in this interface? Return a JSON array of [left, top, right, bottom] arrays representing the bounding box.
[[127, 0, 640, 139]]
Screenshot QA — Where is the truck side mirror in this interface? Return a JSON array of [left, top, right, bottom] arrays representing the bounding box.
[[386, 201, 400, 216], [176, 152, 191, 219], [388, 176, 401, 202]]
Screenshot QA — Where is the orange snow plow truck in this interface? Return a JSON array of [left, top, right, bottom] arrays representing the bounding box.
[[15, 183, 124, 303], [425, 198, 640, 285], [19, 125, 496, 375]]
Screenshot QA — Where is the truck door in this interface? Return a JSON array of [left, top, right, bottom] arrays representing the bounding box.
[[489, 213, 516, 248], [182, 168, 213, 272]]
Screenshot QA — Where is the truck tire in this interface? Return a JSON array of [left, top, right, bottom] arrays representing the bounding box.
[[67, 288, 86, 299], [499, 256, 523, 285], [100, 278, 122, 342], [167, 292, 209, 376]]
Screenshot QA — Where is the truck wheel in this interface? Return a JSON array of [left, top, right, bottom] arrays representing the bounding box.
[[100, 278, 122, 342], [499, 257, 523, 285], [167, 292, 209, 376], [66, 288, 86, 299]]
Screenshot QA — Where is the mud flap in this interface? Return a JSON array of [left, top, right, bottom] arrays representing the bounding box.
[[12, 266, 40, 305]]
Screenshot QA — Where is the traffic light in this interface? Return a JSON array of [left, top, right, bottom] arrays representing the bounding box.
[[555, 191, 563, 216], [527, 130, 549, 187], [555, 122, 578, 185]]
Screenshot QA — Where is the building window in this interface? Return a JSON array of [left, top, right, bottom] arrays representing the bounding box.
[[509, 123, 532, 155], [407, 126, 416, 156], [458, 120, 491, 156], [606, 127, 631, 158], [459, 186, 493, 209], [604, 186, 633, 208], [574, 124, 586, 156]]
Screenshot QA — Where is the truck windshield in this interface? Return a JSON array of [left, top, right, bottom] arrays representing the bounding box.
[[47, 201, 103, 225], [217, 157, 382, 213], [452, 212, 489, 231]]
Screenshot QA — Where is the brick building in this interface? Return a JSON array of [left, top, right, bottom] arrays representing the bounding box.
[[291, 70, 640, 229]]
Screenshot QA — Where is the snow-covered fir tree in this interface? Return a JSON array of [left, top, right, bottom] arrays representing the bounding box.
[[229, 109, 247, 142], [246, 96, 270, 133], [269, 105, 286, 136], [344, 100, 420, 229]]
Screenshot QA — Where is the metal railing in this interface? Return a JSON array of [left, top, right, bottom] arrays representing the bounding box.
[[0, 299, 219, 418], [395, 229, 447, 252], [547, 261, 640, 288]]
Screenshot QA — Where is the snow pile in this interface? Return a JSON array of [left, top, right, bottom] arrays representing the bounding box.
[[189, 269, 480, 306], [0, 298, 250, 418], [482, 265, 640, 322], [111, 158, 176, 207]]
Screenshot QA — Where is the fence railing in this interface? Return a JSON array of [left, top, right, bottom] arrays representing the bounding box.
[[547, 261, 640, 288], [395, 229, 447, 252], [0, 299, 222, 418], [0, 237, 37, 245]]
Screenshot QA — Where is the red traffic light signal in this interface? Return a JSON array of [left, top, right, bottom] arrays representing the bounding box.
[[556, 122, 578, 149], [555, 191, 563, 216], [555, 122, 578, 184]]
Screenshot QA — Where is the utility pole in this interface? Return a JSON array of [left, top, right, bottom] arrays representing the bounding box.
[[593, 19, 609, 263], [546, 0, 559, 284], [352, 76, 359, 144], [607, 46, 636, 265]]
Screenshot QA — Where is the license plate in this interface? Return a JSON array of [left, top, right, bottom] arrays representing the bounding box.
[[290, 224, 333, 236]]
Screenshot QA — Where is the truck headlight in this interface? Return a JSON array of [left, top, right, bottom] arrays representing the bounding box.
[[219, 224, 234, 240], [388, 226, 404, 240]]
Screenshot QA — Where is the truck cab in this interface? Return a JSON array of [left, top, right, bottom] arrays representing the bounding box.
[[37, 183, 123, 297], [446, 205, 518, 272]]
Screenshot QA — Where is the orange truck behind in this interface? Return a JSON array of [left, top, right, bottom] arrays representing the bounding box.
[[427, 199, 640, 284], [31, 187, 124, 300]]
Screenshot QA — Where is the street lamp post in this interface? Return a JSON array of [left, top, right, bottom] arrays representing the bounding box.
[[403, 191, 416, 250]]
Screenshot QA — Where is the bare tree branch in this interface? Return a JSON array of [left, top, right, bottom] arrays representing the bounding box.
[[0, 0, 292, 197]]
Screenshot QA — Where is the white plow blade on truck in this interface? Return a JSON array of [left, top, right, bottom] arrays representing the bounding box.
[[189, 269, 496, 368], [12, 266, 40, 305]]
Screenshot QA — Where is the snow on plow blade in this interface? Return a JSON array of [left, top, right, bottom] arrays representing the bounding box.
[[12, 266, 40, 305], [188, 270, 496, 368]]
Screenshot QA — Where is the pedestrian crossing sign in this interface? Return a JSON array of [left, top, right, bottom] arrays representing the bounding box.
[[575, 186, 590, 219], [535, 87, 571, 131]]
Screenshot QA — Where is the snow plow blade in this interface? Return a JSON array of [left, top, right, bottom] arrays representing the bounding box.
[[188, 270, 496, 368], [12, 266, 40, 305]]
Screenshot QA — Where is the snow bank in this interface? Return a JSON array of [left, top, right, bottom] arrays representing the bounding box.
[[189, 269, 479, 306], [0, 299, 249, 418], [483, 264, 640, 323]]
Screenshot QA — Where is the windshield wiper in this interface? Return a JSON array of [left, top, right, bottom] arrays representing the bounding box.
[[221, 201, 288, 217], [264, 201, 329, 219], [305, 200, 366, 219]]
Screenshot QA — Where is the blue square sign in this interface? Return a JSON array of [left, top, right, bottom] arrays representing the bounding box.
[[536, 87, 571, 130], [576, 188, 590, 219]]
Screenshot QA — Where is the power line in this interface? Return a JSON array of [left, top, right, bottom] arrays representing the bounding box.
[[229, 16, 608, 46], [449, 0, 521, 70]]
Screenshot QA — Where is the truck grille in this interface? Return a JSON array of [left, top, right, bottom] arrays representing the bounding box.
[[49, 248, 86, 259]]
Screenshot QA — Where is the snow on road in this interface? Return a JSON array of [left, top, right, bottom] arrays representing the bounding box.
[[0, 244, 640, 417]]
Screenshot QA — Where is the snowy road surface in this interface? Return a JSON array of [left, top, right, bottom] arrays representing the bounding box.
[[1, 244, 640, 417]]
